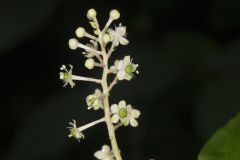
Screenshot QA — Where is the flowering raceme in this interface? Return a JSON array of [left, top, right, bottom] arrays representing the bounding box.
[[59, 8, 141, 160]]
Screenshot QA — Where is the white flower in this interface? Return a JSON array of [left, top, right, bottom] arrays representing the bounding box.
[[85, 58, 95, 70], [110, 55, 139, 81], [59, 64, 75, 88], [94, 145, 114, 160], [82, 40, 98, 58], [107, 23, 129, 46], [67, 120, 84, 141], [111, 100, 141, 127], [86, 89, 104, 110]]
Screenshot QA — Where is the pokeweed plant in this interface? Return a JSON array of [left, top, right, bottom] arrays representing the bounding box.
[[59, 8, 141, 160]]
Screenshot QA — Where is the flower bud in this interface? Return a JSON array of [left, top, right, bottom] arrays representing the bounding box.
[[103, 33, 111, 44], [86, 94, 99, 108], [85, 58, 95, 70], [110, 9, 120, 20], [68, 38, 78, 50], [87, 8, 97, 20], [75, 27, 86, 38]]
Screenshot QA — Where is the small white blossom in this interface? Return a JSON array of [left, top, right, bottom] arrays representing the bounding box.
[[94, 145, 114, 160], [67, 120, 84, 141], [110, 55, 139, 81], [86, 89, 104, 110], [82, 40, 98, 58], [111, 100, 141, 127], [107, 23, 129, 46], [85, 58, 95, 70], [59, 64, 75, 88]]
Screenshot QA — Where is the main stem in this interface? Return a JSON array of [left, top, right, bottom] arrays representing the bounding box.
[[101, 46, 122, 160]]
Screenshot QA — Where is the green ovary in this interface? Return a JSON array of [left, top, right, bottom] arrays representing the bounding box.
[[118, 108, 128, 118], [63, 72, 69, 80], [70, 128, 77, 137], [125, 64, 134, 74]]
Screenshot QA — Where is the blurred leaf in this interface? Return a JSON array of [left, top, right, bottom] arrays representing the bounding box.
[[193, 77, 240, 142], [198, 113, 240, 160], [193, 38, 240, 142]]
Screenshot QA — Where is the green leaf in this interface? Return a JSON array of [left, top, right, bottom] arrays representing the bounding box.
[[198, 113, 240, 160]]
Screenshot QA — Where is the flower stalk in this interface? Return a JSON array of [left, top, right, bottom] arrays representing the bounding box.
[[71, 75, 102, 83], [101, 52, 123, 160], [61, 8, 141, 160], [77, 117, 105, 132], [108, 76, 118, 92]]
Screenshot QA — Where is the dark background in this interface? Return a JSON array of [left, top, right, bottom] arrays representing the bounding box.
[[1, 0, 240, 160]]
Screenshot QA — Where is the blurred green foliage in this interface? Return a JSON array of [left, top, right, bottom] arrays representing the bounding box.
[[198, 113, 240, 160]]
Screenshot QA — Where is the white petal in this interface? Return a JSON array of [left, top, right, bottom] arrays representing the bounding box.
[[130, 118, 138, 127], [119, 37, 129, 45], [107, 28, 114, 36], [117, 61, 124, 70], [106, 155, 114, 160], [114, 60, 119, 66], [102, 145, 110, 152], [111, 114, 120, 123], [94, 151, 105, 159], [119, 100, 126, 108], [114, 40, 120, 47], [117, 71, 125, 80], [125, 74, 133, 81], [110, 104, 119, 113], [105, 157, 113, 160], [122, 119, 129, 126], [131, 109, 141, 118], [117, 26, 126, 36], [123, 55, 131, 62], [110, 66, 118, 73], [126, 104, 132, 110], [110, 66, 115, 70]]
